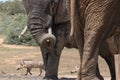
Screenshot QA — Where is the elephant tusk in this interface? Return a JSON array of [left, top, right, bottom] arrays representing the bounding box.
[[19, 26, 28, 39], [48, 27, 52, 34], [47, 27, 52, 44]]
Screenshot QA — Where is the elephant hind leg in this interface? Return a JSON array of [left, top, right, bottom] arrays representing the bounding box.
[[99, 41, 116, 80], [104, 55, 116, 80], [96, 64, 104, 80]]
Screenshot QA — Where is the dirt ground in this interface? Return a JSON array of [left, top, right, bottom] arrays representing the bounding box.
[[0, 37, 112, 80]]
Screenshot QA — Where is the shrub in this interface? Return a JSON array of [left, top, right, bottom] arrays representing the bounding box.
[[0, 0, 25, 15], [0, 13, 37, 46], [5, 30, 37, 46], [0, 0, 37, 46]]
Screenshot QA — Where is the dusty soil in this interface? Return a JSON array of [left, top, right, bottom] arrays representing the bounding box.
[[0, 37, 112, 80], [0, 74, 77, 80]]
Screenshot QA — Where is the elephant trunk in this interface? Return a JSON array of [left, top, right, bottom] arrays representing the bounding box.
[[28, 15, 56, 50], [40, 27, 56, 50]]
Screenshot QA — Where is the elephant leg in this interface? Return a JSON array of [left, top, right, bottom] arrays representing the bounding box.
[[100, 53, 115, 80], [79, 24, 107, 80], [73, 24, 84, 80], [80, 36, 101, 80], [41, 22, 70, 80], [42, 51, 61, 79], [99, 41, 116, 80], [96, 64, 104, 80], [104, 55, 115, 80]]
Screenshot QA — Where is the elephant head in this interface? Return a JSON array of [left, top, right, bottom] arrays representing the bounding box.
[[22, 0, 57, 50]]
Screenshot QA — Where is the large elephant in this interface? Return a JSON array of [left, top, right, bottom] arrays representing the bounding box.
[[22, 0, 70, 79], [22, 0, 118, 80], [67, 0, 120, 80]]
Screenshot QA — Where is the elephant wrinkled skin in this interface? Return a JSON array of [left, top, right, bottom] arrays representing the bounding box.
[[22, 0, 120, 80], [67, 0, 120, 80]]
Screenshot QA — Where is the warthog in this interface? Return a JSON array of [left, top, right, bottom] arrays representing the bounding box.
[[16, 59, 45, 76]]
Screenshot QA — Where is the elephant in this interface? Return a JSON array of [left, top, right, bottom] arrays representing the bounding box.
[[22, 0, 119, 80], [22, 0, 70, 79], [19, 24, 117, 80], [67, 0, 120, 80]]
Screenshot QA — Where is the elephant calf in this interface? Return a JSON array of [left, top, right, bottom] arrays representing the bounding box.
[[16, 59, 45, 76]]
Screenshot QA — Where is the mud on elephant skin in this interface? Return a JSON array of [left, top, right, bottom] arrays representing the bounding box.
[[22, 0, 70, 79], [67, 0, 120, 80]]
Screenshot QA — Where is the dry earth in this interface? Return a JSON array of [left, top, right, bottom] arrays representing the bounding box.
[[0, 37, 112, 80]]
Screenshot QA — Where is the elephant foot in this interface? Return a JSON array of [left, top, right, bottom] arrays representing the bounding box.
[[43, 75, 58, 80]]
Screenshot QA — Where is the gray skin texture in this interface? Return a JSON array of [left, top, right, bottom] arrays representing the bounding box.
[[18, 25, 117, 80], [65, 29, 120, 80], [16, 60, 45, 76], [22, 0, 119, 80], [67, 0, 120, 80], [22, 0, 70, 79]]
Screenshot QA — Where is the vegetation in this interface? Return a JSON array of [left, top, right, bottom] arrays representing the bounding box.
[[0, 0, 37, 46]]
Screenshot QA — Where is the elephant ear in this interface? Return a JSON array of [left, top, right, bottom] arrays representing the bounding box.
[[22, 0, 31, 15]]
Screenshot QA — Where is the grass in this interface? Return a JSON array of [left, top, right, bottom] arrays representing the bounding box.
[[0, 44, 110, 78], [0, 46, 42, 75], [0, 45, 79, 76]]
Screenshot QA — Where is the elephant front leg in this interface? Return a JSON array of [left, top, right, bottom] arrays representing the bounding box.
[[44, 52, 61, 79], [96, 64, 104, 80], [99, 42, 116, 80], [105, 55, 115, 80], [41, 41, 64, 80]]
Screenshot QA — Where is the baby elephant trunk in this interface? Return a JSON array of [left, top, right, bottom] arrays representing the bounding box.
[[40, 27, 56, 50]]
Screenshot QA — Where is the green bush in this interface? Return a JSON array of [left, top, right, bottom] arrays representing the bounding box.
[[0, 13, 37, 46], [0, 0, 37, 46], [0, 0, 25, 15], [5, 30, 37, 46]]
